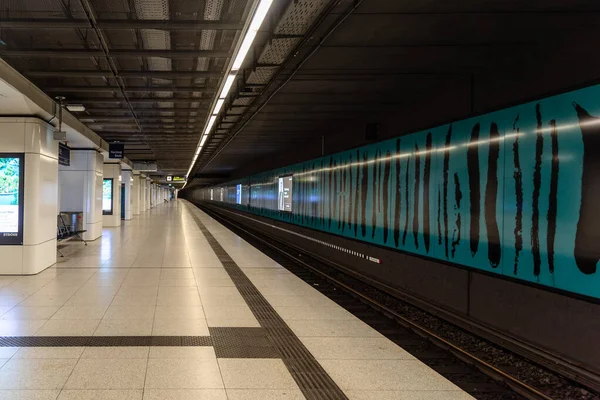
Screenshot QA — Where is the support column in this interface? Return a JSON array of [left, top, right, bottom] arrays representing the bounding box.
[[102, 163, 122, 227], [132, 171, 140, 215], [121, 170, 133, 220], [58, 149, 103, 241], [0, 118, 58, 274]]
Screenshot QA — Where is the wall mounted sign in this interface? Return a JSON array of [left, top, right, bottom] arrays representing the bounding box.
[[166, 176, 173, 182], [0, 153, 25, 245], [58, 143, 70, 167], [172, 176, 186, 182], [109, 143, 124, 159]]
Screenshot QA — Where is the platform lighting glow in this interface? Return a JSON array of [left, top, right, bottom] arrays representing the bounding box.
[[185, 0, 275, 187], [200, 134, 208, 147], [219, 74, 237, 99], [213, 99, 225, 115]]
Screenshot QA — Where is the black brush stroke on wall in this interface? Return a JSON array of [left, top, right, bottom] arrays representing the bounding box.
[[402, 155, 410, 245], [485, 123, 502, 268], [348, 154, 353, 232], [354, 150, 360, 236], [394, 139, 402, 247], [321, 159, 326, 227], [573, 102, 600, 274], [413, 144, 421, 249], [328, 157, 334, 229], [423, 133, 433, 253], [361, 152, 369, 237], [468, 123, 481, 257], [333, 160, 338, 230], [437, 188, 442, 246], [372, 150, 380, 239], [337, 162, 343, 230], [443, 125, 452, 259], [547, 120, 559, 274], [452, 173, 462, 258], [342, 163, 348, 232], [378, 150, 383, 213], [532, 105, 543, 276], [383, 151, 391, 244], [512, 115, 523, 275]]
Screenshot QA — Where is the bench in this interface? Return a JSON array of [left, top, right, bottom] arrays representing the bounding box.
[[57, 214, 87, 257]]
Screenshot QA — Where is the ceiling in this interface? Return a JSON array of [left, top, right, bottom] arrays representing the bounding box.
[[1, 0, 600, 185], [187, 0, 600, 185], [0, 0, 258, 176]]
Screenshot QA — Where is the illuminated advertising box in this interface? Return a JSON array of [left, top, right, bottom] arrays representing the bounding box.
[[0, 154, 24, 245]]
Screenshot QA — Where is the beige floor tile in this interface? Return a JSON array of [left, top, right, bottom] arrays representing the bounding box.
[[152, 318, 209, 336], [0, 390, 61, 400], [0, 348, 19, 358], [300, 337, 414, 360], [51, 306, 108, 320], [14, 347, 84, 359], [58, 389, 143, 399], [148, 347, 215, 359], [319, 359, 462, 391], [285, 318, 382, 338], [0, 320, 47, 336], [94, 319, 153, 336], [81, 347, 149, 359], [64, 359, 147, 389], [142, 389, 227, 400], [35, 319, 100, 336], [144, 358, 223, 389], [0, 358, 77, 389], [153, 306, 205, 319], [218, 359, 298, 389], [103, 305, 156, 320], [1, 306, 61, 320], [344, 390, 474, 400], [226, 389, 306, 400]]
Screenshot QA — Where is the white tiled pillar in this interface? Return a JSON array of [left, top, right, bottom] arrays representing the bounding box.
[[122, 170, 133, 220], [58, 149, 103, 241], [146, 180, 152, 210], [0, 118, 58, 274], [132, 172, 140, 215], [102, 163, 122, 227]]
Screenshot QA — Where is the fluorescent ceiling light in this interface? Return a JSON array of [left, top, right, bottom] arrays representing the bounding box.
[[205, 115, 217, 135], [66, 104, 85, 112], [220, 74, 237, 99], [213, 99, 225, 115], [200, 134, 208, 147], [249, 0, 274, 32], [232, 0, 273, 70], [232, 30, 257, 70]]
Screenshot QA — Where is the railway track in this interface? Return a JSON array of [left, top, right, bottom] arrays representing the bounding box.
[[200, 206, 598, 400]]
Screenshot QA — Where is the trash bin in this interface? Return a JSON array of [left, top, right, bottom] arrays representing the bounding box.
[[60, 212, 84, 232]]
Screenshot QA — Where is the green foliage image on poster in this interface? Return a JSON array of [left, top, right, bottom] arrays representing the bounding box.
[[0, 158, 19, 206]]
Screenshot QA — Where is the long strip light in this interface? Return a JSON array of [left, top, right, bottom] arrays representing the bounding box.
[[185, 0, 274, 184]]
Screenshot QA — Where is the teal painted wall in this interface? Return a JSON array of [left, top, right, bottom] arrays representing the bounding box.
[[197, 84, 600, 299]]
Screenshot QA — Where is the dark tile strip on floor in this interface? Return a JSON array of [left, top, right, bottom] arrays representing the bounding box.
[[0, 328, 279, 358], [188, 207, 349, 400]]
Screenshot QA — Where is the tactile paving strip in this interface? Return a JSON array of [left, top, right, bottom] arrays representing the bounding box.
[[190, 209, 349, 400], [210, 327, 280, 358], [0, 336, 213, 347]]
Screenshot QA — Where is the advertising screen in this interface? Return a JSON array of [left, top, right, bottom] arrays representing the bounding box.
[[102, 178, 113, 215], [278, 175, 293, 212], [0, 154, 24, 245], [236, 184, 242, 205], [210, 189, 214, 200]]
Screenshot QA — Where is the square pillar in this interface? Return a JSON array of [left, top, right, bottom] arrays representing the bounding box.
[[58, 149, 103, 241], [121, 170, 133, 220], [0, 118, 58, 274], [132, 172, 140, 215]]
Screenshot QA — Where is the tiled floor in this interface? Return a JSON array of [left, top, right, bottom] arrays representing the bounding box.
[[0, 201, 473, 400]]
